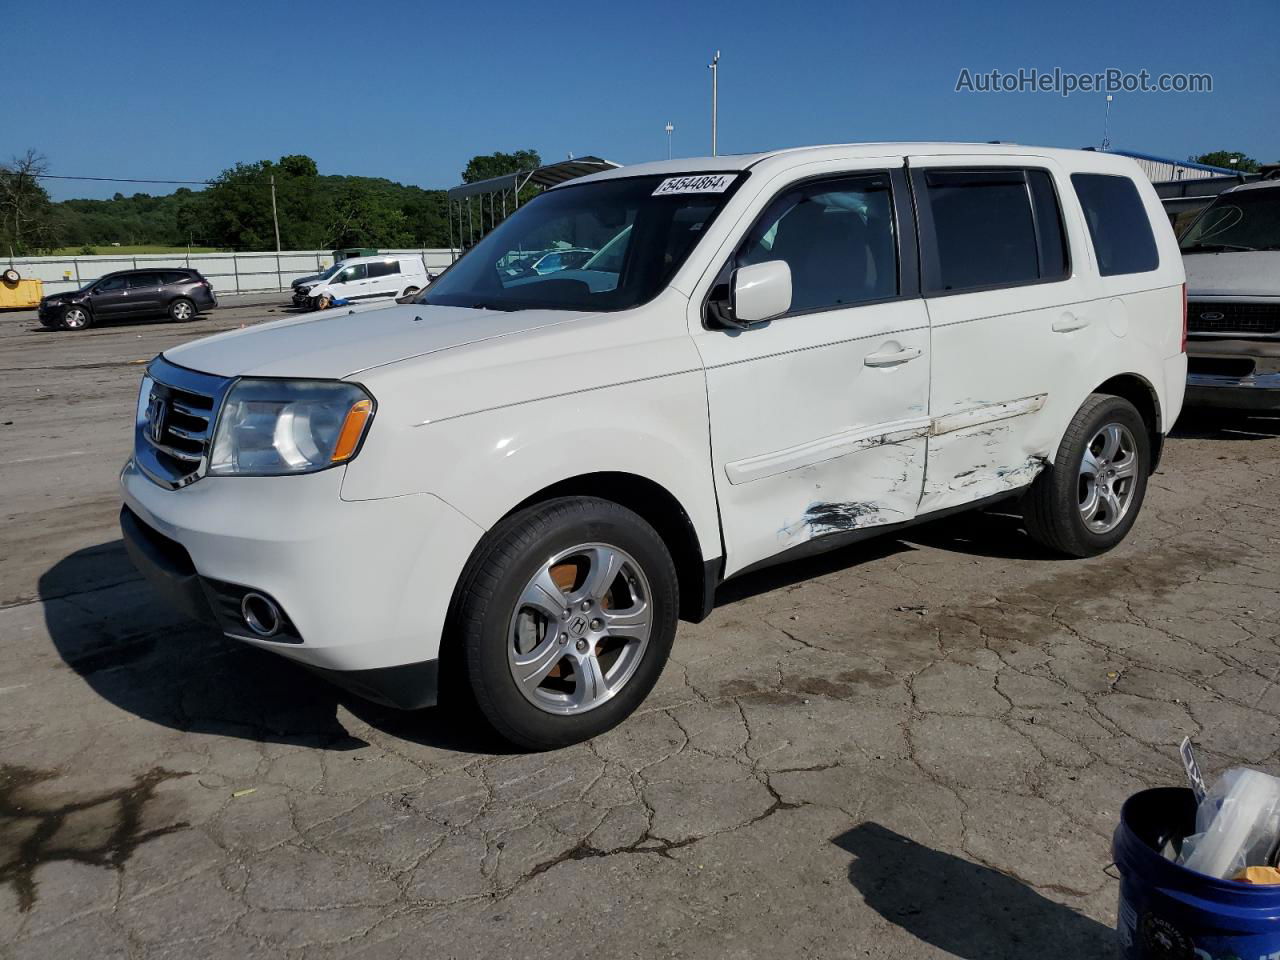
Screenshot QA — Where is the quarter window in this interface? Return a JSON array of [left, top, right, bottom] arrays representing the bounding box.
[[921, 169, 1054, 293], [736, 174, 898, 313], [1071, 173, 1159, 276]]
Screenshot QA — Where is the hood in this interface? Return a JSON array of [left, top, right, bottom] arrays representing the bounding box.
[[1183, 251, 1280, 299], [161, 303, 595, 380]]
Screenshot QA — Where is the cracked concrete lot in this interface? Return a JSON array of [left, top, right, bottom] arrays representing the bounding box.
[[2, 302, 1279, 958]]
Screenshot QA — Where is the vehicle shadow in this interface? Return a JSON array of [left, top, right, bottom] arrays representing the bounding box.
[[1171, 408, 1280, 441], [833, 822, 1114, 958], [39, 540, 519, 755]]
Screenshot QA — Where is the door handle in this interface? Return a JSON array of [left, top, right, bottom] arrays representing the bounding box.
[[864, 346, 922, 367], [1052, 312, 1091, 333]]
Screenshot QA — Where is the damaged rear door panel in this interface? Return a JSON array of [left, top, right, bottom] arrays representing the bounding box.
[[908, 156, 1101, 513]]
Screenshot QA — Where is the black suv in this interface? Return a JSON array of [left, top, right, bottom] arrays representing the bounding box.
[[38, 269, 218, 331]]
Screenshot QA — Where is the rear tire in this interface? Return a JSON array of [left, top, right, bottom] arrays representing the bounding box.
[[61, 305, 92, 330], [450, 497, 678, 750], [1022, 393, 1151, 557], [169, 297, 196, 322]]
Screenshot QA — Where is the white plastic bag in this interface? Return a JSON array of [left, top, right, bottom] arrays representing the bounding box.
[[1177, 768, 1280, 880]]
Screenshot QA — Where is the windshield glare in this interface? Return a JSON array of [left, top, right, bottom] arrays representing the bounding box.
[[424, 174, 740, 312], [1180, 188, 1280, 252]]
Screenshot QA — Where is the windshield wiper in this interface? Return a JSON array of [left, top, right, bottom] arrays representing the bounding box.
[[464, 301, 518, 312], [1181, 242, 1257, 253]]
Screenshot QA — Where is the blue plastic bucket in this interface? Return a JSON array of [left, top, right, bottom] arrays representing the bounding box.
[[1113, 787, 1280, 959]]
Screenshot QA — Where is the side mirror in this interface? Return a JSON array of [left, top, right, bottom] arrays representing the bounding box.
[[731, 260, 792, 325]]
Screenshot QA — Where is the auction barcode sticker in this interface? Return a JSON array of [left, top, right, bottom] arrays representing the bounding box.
[[652, 174, 737, 196]]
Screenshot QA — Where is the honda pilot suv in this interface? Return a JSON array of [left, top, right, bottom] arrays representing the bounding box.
[[119, 143, 1186, 749], [39, 268, 217, 331]]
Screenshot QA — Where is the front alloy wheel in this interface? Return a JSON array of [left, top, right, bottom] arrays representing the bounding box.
[[62, 306, 91, 330], [508, 543, 653, 715], [452, 497, 678, 749]]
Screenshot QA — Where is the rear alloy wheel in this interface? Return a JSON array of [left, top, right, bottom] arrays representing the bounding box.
[[169, 298, 196, 322], [452, 497, 678, 749], [61, 305, 92, 330], [1022, 393, 1150, 557]]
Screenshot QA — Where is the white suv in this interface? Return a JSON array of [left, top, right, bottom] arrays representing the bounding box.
[[120, 143, 1186, 749]]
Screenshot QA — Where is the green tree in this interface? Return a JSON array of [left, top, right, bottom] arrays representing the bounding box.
[[0, 150, 60, 255], [462, 149, 541, 184], [1192, 151, 1259, 173]]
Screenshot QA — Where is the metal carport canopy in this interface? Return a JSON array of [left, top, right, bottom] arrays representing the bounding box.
[[446, 156, 620, 200]]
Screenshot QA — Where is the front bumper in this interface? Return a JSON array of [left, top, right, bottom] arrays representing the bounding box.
[[1185, 337, 1280, 410], [119, 459, 485, 707]]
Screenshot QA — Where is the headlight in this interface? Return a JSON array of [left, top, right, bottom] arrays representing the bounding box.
[[208, 379, 374, 476], [298, 285, 310, 295], [136, 374, 155, 427]]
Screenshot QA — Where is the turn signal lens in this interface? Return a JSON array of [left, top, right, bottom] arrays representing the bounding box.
[[331, 399, 374, 463]]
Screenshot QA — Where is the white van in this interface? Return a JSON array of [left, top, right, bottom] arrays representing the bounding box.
[[121, 143, 1185, 749], [297, 254, 429, 308]]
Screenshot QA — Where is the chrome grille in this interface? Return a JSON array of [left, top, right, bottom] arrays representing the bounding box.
[[1187, 301, 1280, 336], [136, 357, 232, 488]]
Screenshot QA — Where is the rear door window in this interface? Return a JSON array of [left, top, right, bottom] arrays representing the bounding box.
[[919, 169, 1050, 293], [127, 272, 162, 288], [366, 260, 399, 279], [1070, 173, 1159, 276]]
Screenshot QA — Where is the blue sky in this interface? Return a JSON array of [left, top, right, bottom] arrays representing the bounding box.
[[6, 0, 1277, 201]]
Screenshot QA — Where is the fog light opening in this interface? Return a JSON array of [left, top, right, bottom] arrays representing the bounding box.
[[241, 592, 281, 638]]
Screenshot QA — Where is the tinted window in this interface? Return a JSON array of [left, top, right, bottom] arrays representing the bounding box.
[[334, 263, 368, 283], [1028, 171, 1069, 281], [1071, 173, 1159, 276], [95, 276, 127, 291], [127, 272, 161, 288], [366, 260, 399, 279], [161, 271, 191, 284], [736, 174, 898, 312], [923, 170, 1040, 292]]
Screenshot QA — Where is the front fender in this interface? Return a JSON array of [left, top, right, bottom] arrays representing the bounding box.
[[341, 369, 722, 564]]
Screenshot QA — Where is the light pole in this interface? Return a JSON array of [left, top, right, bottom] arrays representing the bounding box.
[[1101, 94, 1114, 151], [708, 50, 720, 157], [665, 122, 674, 160]]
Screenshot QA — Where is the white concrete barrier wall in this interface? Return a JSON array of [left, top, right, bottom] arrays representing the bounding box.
[[5, 249, 457, 297]]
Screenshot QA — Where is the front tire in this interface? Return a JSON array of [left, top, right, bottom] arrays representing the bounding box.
[[169, 297, 196, 322], [61, 305, 93, 330], [451, 497, 678, 750], [1022, 393, 1151, 557]]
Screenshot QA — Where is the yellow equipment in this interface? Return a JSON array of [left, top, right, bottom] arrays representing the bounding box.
[[0, 269, 43, 309]]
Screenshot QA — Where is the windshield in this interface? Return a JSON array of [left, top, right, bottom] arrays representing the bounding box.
[[424, 173, 742, 311], [1180, 187, 1280, 252]]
